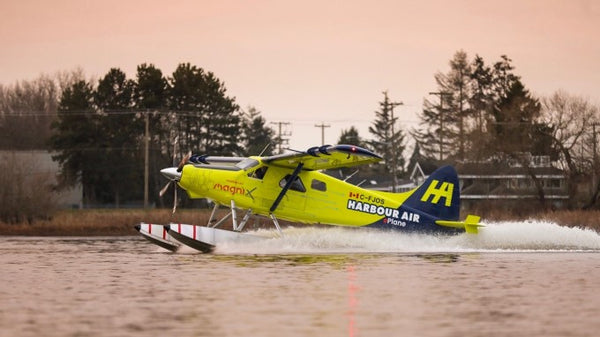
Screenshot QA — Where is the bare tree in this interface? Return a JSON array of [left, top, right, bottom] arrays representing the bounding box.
[[540, 90, 600, 207], [0, 152, 57, 224]]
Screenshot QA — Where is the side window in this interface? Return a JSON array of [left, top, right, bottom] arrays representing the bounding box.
[[311, 179, 326, 192], [279, 174, 306, 193], [248, 166, 268, 180]]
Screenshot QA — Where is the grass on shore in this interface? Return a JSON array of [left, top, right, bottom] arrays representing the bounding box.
[[0, 209, 216, 236], [0, 208, 599, 236]]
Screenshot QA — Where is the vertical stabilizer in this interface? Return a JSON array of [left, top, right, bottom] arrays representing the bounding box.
[[403, 165, 461, 221]]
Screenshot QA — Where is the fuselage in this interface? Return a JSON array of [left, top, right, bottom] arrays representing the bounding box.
[[177, 157, 449, 231]]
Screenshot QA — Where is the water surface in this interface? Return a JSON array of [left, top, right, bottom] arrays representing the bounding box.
[[1, 221, 599, 337]]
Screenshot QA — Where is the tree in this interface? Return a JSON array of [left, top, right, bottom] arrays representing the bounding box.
[[414, 51, 473, 161], [168, 63, 241, 156], [240, 106, 275, 156], [489, 80, 542, 154], [406, 140, 430, 174], [94, 68, 140, 206], [50, 80, 100, 205], [540, 91, 600, 208], [0, 152, 57, 224], [0, 75, 59, 150], [489, 79, 550, 205], [435, 50, 472, 160], [368, 92, 406, 190], [468, 55, 495, 160], [134, 63, 171, 207], [338, 126, 364, 147]]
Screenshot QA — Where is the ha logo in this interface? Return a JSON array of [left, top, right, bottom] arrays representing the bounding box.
[[420, 179, 454, 207]]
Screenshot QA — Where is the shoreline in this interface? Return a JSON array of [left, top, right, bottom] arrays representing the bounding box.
[[1, 209, 599, 236]]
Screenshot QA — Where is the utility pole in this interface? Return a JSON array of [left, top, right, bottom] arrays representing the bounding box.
[[382, 91, 403, 192], [429, 91, 452, 162], [270, 121, 291, 154], [143, 111, 150, 209], [314, 122, 331, 146]]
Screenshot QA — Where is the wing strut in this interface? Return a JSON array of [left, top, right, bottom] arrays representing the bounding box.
[[269, 162, 304, 213]]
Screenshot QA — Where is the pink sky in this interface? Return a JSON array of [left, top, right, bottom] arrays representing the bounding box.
[[1, 0, 599, 150]]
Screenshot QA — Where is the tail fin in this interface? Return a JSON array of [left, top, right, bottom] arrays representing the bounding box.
[[403, 165, 460, 221]]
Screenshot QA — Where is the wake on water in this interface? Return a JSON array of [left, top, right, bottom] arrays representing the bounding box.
[[214, 220, 600, 254]]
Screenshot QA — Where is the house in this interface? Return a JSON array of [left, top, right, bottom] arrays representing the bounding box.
[[410, 154, 569, 208]]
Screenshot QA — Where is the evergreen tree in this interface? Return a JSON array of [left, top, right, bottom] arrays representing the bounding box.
[[135, 63, 168, 110], [241, 106, 274, 156], [407, 141, 426, 174], [468, 55, 495, 160], [490, 80, 542, 155], [338, 126, 364, 147], [134, 63, 170, 206], [50, 80, 100, 205], [368, 92, 406, 189], [167, 63, 241, 156], [414, 50, 472, 161], [94, 68, 139, 206]]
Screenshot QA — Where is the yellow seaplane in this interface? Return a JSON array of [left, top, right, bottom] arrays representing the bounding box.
[[136, 144, 483, 252]]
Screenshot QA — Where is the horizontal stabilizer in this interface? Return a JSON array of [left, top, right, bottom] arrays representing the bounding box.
[[435, 215, 484, 234]]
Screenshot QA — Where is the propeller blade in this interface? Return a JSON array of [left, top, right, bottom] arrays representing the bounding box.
[[172, 183, 178, 214], [172, 136, 179, 166], [177, 151, 192, 172], [159, 181, 172, 197]]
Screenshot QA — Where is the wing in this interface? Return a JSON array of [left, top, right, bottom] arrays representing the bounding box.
[[183, 154, 246, 171], [262, 144, 382, 171], [189, 155, 246, 165]]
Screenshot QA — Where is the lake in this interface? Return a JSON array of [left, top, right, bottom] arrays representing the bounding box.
[[1, 220, 600, 337]]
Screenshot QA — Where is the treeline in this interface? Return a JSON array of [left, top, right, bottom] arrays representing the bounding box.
[[2, 52, 600, 221], [409, 51, 600, 208], [0, 63, 275, 211]]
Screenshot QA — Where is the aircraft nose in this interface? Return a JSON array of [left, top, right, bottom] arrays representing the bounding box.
[[160, 167, 182, 181]]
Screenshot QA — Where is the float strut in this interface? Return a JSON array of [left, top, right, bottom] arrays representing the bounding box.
[[230, 200, 238, 230], [207, 202, 219, 226], [236, 209, 253, 232], [270, 214, 284, 237], [209, 212, 232, 229]]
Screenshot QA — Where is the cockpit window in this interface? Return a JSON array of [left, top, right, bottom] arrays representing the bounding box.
[[236, 158, 260, 170], [248, 166, 268, 180], [311, 179, 327, 192], [279, 174, 306, 193]]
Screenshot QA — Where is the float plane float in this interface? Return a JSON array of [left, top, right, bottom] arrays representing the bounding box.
[[136, 144, 483, 253]]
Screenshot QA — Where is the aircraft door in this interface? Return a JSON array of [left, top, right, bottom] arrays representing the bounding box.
[[261, 171, 307, 213]]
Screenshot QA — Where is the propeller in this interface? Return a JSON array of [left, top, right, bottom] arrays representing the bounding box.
[[177, 151, 192, 172], [158, 137, 188, 214]]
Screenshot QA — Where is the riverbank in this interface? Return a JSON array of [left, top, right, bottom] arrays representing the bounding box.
[[0, 209, 216, 236], [0, 208, 599, 236]]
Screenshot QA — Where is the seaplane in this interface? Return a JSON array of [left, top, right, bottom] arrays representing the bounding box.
[[136, 144, 483, 252]]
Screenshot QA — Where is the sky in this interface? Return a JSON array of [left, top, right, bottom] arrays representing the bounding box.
[[1, 0, 599, 152]]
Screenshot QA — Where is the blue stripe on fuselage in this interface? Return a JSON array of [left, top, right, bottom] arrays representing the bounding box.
[[366, 205, 463, 234]]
